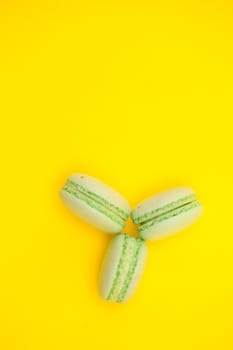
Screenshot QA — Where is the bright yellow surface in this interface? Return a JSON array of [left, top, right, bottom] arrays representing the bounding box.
[[1, 1, 233, 349]]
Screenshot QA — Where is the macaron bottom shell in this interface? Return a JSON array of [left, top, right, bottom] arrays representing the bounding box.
[[60, 189, 125, 233], [99, 234, 147, 303], [139, 202, 203, 240]]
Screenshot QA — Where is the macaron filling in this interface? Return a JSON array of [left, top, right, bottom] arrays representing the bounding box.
[[132, 193, 197, 224], [134, 194, 201, 234], [107, 235, 144, 303], [62, 179, 128, 227]]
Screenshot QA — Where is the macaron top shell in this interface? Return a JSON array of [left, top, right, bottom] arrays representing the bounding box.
[[60, 174, 131, 233], [132, 187, 196, 224], [68, 174, 131, 220]]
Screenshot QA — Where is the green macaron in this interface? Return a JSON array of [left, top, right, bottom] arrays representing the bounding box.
[[132, 187, 202, 240], [60, 174, 131, 233], [99, 234, 147, 303]]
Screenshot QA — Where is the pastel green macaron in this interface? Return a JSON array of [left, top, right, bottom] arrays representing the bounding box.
[[60, 174, 131, 234], [132, 187, 202, 240], [99, 234, 147, 303]]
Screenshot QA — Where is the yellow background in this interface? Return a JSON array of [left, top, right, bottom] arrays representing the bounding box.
[[1, 1, 233, 349]]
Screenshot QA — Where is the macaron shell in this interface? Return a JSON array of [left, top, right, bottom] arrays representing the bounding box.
[[132, 187, 195, 224], [60, 189, 124, 233], [139, 203, 203, 240], [99, 234, 125, 299], [69, 174, 131, 218]]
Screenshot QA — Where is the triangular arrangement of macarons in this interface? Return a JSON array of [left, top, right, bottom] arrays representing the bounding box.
[[60, 174, 202, 303]]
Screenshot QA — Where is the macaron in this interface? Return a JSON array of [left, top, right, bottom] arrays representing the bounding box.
[[132, 187, 202, 240], [60, 174, 131, 233], [99, 234, 147, 303]]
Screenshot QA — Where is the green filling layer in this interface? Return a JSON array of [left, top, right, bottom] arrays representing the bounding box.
[[107, 234, 129, 300], [139, 201, 201, 233], [62, 185, 124, 227], [117, 239, 144, 303], [132, 194, 197, 224], [107, 235, 144, 303], [67, 179, 129, 220]]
